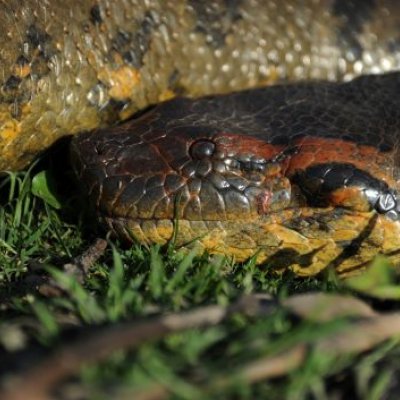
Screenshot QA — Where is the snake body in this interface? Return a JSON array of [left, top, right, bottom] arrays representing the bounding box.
[[3, 1, 400, 274], [2, 0, 400, 170]]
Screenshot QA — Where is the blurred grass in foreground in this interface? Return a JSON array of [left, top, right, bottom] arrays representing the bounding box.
[[1, 167, 400, 400]]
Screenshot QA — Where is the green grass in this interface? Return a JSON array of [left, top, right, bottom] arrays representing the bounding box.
[[1, 164, 400, 399]]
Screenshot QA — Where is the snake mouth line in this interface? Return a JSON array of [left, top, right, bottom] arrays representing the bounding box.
[[102, 208, 400, 277], [100, 206, 379, 246], [69, 72, 400, 275]]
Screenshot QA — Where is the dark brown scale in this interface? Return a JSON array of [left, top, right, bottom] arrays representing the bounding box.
[[4, 0, 400, 171], [71, 72, 400, 274], [72, 72, 400, 221], [4, 0, 400, 274]]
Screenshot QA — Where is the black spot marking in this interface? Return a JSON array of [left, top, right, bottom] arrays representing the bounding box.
[[0, 75, 32, 105], [16, 55, 30, 66], [333, 0, 376, 32], [3, 75, 21, 91], [111, 12, 157, 68], [90, 4, 103, 24], [332, 0, 376, 60], [112, 30, 134, 63], [189, 0, 243, 48], [114, 30, 131, 48], [26, 24, 50, 48], [25, 24, 54, 60]]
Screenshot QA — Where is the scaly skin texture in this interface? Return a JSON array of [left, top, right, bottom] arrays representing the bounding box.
[[2, 0, 400, 170], [72, 74, 400, 276], [4, 1, 400, 275]]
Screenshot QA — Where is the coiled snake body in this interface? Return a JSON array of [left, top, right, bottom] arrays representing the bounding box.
[[3, 0, 400, 275]]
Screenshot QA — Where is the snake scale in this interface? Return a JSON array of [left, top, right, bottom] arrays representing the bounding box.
[[2, 0, 400, 276]]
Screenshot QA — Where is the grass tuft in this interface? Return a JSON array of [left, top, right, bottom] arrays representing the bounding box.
[[1, 165, 400, 399]]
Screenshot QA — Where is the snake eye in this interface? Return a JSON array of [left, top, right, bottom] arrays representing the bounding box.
[[190, 139, 216, 159]]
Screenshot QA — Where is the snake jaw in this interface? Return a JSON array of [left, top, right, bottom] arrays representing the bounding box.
[[70, 80, 400, 274]]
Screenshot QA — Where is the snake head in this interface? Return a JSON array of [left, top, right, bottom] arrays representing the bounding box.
[[71, 89, 400, 277], [70, 119, 295, 224]]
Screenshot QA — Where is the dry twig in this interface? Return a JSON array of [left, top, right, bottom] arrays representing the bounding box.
[[3, 292, 400, 400], [0, 295, 272, 400], [37, 238, 107, 297]]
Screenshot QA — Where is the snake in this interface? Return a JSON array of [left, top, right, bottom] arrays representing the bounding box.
[[2, 0, 400, 276]]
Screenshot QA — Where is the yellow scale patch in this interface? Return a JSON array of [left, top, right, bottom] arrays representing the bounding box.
[[118, 208, 400, 278], [98, 66, 141, 101]]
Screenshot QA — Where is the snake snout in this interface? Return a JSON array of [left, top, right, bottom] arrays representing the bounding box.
[[71, 125, 293, 225]]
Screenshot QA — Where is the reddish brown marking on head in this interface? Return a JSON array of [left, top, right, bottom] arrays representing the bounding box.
[[328, 187, 371, 211], [286, 136, 397, 186], [213, 132, 284, 160]]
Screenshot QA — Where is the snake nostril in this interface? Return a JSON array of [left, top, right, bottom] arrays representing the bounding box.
[[190, 139, 216, 159], [377, 193, 396, 212]]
